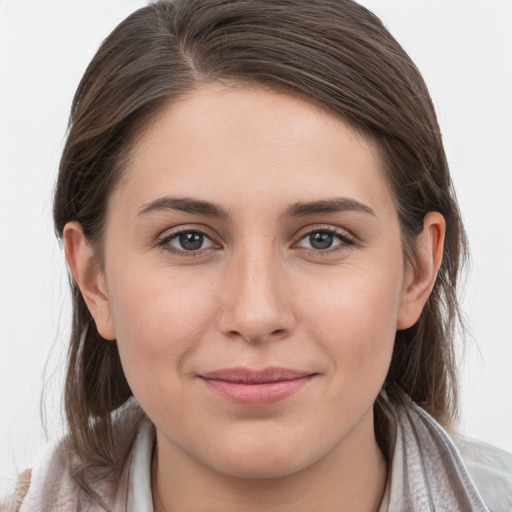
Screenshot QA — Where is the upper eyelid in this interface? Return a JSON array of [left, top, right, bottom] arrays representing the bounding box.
[[294, 224, 354, 240], [157, 224, 218, 240]]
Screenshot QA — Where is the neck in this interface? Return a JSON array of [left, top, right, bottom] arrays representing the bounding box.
[[151, 412, 387, 512]]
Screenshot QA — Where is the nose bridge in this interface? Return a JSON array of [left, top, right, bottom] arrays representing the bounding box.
[[218, 241, 293, 342]]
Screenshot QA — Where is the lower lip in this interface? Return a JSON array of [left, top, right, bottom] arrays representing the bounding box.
[[200, 376, 315, 406]]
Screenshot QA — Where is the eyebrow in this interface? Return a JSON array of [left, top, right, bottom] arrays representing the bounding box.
[[284, 198, 376, 217], [137, 196, 375, 219], [137, 196, 229, 219]]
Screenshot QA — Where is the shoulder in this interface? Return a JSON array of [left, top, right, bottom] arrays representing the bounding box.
[[0, 469, 31, 512], [452, 433, 512, 512], [380, 391, 512, 511], [4, 407, 148, 512], [3, 438, 125, 512], [6, 438, 87, 512], [0, 440, 78, 512]]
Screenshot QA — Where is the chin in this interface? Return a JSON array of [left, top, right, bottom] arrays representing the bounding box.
[[198, 430, 326, 480], [214, 452, 312, 480]]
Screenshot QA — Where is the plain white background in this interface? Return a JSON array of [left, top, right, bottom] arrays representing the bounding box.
[[1, 0, 511, 492]]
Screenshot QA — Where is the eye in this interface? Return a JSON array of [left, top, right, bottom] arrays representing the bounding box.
[[296, 229, 354, 251], [159, 229, 217, 254]]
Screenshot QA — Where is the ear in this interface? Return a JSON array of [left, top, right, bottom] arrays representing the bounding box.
[[397, 212, 446, 330], [63, 221, 116, 340]]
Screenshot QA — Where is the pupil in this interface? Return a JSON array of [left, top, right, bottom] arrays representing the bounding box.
[[310, 232, 333, 250], [179, 232, 203, 251]]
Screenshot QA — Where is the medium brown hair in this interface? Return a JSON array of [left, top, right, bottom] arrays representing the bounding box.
[[54, 0, 467, 497]]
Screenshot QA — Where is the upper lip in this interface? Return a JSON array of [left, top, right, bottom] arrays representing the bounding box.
[[199, 367, 316, 384]]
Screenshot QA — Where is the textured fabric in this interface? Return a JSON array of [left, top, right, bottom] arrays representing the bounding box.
[[377, 395, 496, 511], [452, 433, 512, 512], [16, 436, 133, 512], [5, 396, 512, 511], [126, 420, 153, 512]]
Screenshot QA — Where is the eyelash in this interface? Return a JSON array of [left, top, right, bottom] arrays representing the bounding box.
[[157, 228, 219, 257], [295, 226, 355, 255], [157, 226, 355, 257]]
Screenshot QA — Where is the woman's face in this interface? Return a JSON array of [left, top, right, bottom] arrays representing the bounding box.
[[94, 84, 414, 478]]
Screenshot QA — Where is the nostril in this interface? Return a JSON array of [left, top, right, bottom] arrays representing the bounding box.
[[223, 327, 290, 344]]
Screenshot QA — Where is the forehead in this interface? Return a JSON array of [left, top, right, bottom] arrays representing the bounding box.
[[113, 84, 394, 217]]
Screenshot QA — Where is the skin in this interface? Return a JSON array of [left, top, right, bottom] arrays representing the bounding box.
[[64, 84, 445, 512]]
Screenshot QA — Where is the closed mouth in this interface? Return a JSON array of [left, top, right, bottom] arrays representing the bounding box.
[[199, 366, 316, 384]]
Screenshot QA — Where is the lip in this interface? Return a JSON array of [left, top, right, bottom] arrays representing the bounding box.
[[198, 367, 317, 406]]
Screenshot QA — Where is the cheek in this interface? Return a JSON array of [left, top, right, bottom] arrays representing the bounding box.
[[105, 267, 218, 383], [300, 265, 402, 380]]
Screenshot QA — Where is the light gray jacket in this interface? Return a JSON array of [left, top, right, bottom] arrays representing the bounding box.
[[5, 395, 512, 511]]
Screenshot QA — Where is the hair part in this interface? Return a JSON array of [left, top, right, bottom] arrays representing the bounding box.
[[54, 0, 468, 503]]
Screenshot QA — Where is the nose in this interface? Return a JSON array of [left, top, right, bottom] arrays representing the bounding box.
[[217, 247, 295, 344]]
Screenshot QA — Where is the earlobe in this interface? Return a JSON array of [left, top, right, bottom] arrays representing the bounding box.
[[397, 212, 446, 330], [63, 222, 116, 340]]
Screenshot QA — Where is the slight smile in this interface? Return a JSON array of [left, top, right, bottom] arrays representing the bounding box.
[[198, 367, 318, 406]]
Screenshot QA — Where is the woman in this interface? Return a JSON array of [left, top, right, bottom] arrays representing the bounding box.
[[6, 0, 512, 510]]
